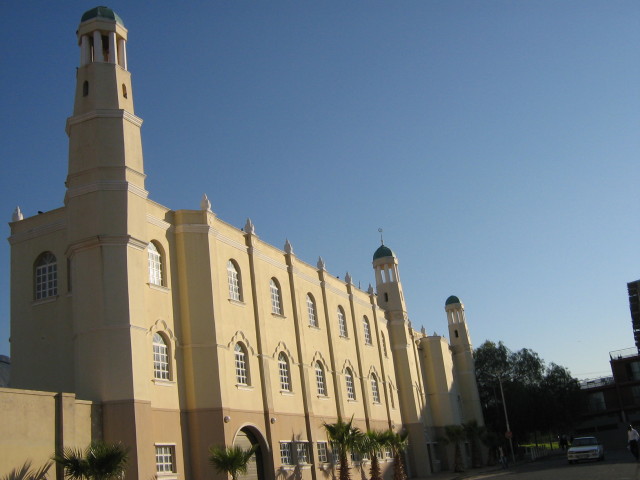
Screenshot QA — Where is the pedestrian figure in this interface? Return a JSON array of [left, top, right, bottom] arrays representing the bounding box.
[[498, 446, 508, 469], [628, 425, 640, 461]]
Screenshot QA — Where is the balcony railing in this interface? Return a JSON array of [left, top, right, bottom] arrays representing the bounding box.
[[579, 376, 614, 389], [610, 347, 640, 361]]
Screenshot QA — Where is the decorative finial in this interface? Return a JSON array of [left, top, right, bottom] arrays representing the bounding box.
[[317, 256, 326, 270], [367, 283, 374, 295], [244, 218, 255, 235], [345, 272, 352, 284], [200, 193, 212, 212], [378, 227, 384, 245], [12, 206, 24, 222], [284, 239, 293, 254], [421, 326, 426, 335]]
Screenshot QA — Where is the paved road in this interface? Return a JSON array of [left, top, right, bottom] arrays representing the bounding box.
[[464, 449, 640, 480]]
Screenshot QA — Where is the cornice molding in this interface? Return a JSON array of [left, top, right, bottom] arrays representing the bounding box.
[[8, 220, 66, 245]]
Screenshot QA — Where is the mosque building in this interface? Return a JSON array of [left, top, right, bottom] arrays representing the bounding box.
[[4, 7, 484, 480]]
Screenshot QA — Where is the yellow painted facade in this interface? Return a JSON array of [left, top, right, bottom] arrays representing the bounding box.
[[5, 7, 483, 480]]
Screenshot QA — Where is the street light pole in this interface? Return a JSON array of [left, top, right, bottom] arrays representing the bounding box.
[[497, 376, 516, 463]]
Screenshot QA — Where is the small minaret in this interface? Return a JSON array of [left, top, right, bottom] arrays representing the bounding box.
[[373, 244, 431, 476], [445, 296, 484, 425]]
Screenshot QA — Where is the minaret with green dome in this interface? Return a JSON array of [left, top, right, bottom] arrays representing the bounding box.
[[445, 295, 484, 426], [372, 243, 432, 476]]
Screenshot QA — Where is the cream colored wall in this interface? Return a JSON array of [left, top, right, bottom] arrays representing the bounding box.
[[0, 388, 98, 475], [419, 336, 460, 426]]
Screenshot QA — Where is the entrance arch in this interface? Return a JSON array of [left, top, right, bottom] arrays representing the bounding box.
[[233, 426, 267, 480]]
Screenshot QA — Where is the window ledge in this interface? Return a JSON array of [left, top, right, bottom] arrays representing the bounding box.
[[364, 343, 374, 347], [347, 399, 357, 403], [156, 474, 177, 480], [317, 395, 330, 400], [32, 296, 58, 306], [236, 384, 254, 390], [153, 379, 176, 387], [280, 390, 294, 396], [339, 335, 349, 340], [308, 325, 320, 330], [148, 283, 170, 293], [272, 313, 286, 319], [229, 299, 246, 306]]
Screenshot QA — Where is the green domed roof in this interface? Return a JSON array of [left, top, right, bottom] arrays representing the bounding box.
[[373, 244, 395, 261], [445, 295, 461, 306], [81, 6, 124, 26]]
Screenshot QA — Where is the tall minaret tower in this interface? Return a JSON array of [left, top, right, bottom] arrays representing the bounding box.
[[65, 8, 152, 479], [373, 244, 431, 477], [445, 296, 484, 425]]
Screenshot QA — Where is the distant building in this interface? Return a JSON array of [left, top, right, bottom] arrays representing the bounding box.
[[4, 7, 484, 480], [627, 280, 640, 352]]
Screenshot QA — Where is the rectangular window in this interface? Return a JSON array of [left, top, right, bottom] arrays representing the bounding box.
[[155, 445, 176, 473], [296, 442, 309, 464], [280, 442, 293, 465], [317, 442, 328, 463]]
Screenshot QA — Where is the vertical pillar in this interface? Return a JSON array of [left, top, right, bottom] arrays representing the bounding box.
[[80, 35, 90, 66], [108, 32, 117, 64], [118, 38, 127, 70], [92, 31, 103, 62]]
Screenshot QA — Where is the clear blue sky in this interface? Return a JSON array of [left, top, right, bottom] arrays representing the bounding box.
[[2, 1, 639, 380]]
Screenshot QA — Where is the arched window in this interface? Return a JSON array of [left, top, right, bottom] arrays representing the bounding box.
[[345, 368, 355, 400], [371, 374, 380, 403], [381, 332, 388, 357], [148, 242, 163, 286], [270, 278, 283, 315], [363, 316, 372, 345], [278, 352, 291, 391], [234, 343, 249, 385], [35, 252, 58, 300], [307, 294, 318, 327], [315, 361, 327, 396], [337, 307, 347, 337], [227, 260, 242, 301], [153, 333, 170, 380]]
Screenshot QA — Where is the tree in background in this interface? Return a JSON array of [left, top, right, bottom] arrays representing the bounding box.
[[1, 461, 51, 480], [442, 425, 466, 473], [387, 431, 408, 480], [474, 340, 583, 446], [208, 445, 256, 480], [356, 430, 391, 480], [52, 441, 129, 480], [323, 417, 362, 480], [463, 420, 484, 468]]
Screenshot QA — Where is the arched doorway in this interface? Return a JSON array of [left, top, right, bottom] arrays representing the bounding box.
[[233, 426, 265, 480]]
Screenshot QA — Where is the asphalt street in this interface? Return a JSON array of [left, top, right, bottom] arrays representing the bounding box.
[[461, 449, 640, 480]]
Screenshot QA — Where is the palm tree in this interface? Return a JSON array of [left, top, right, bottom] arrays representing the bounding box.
[[1, 461, 51, 480], [322, 417, 362, 480], [443, 425, 466, 473], [387, 431, 408, 480], [357, 430, 391, 480], [52, 441, 129, 480], [209, 445, 257, 480]]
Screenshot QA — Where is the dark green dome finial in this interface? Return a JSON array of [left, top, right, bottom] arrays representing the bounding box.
[[373, 244, 395, 261], [445, 295, 461, 306], [81, 6, 124, 26]]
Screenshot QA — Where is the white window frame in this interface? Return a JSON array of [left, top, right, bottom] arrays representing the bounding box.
[[371, 374, 380, 403], [155, 444, 176, 473], [148, 242, 163, 286], [363, 317, 372, 345], [227, 260, 241, 301], [345, 368, 355, 400], [35, 252, 57, 300], [153, 333, 170, 380], [307, 294, 318, 327], [317, 442, 329, 463], [296, 441, 310, 464], [315, 362, 327, 396], [337, 308, 347, 337], [280, 441, 293, 465], [278, 353, 291, 391], [270, 279, 283, 315], [235, 343, 248, 385]]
